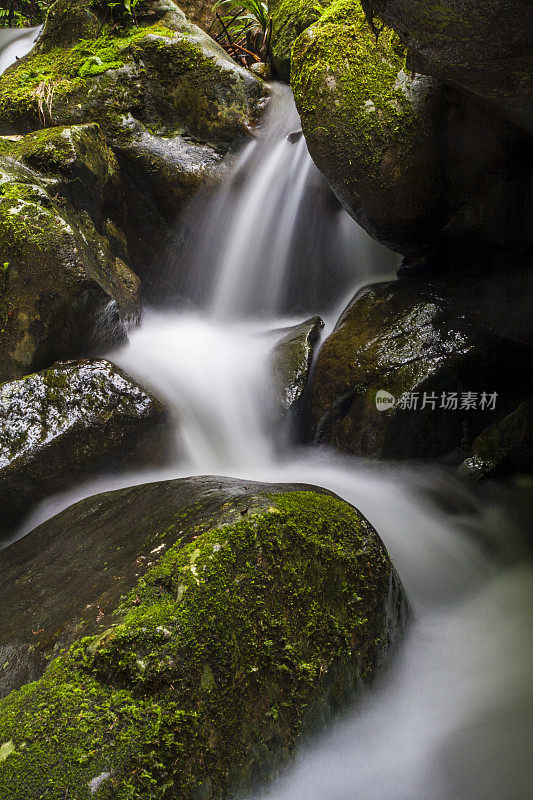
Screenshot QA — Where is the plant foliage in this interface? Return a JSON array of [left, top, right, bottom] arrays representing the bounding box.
[[212, 0, 271, 65]]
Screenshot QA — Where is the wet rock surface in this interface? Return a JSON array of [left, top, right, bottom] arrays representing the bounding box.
[[270, 315, 324, 419], [458, 399, 533, 480], [0, 359, 167, 536], [365, 0, 533, 134], [0, 124, 140, 382], [289, 0, 530, 254], [305, 275, 531, 460], [0, 476, 406, 797]]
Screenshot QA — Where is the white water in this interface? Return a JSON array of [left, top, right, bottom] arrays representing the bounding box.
[[165, 85, 397, 317], [4, 81, 533, 798], [0, 26, 41, 76]]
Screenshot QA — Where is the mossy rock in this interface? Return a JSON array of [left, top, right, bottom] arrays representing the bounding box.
[[304, 277, 529, 460], [0, 476, 407, 798], [0, 122, 122, 223], [289, 0, 527, 253], [0, 0, 264, 146], [0, 129, 140, 382], [268, 0, 325, 81], [290, 0, 446, 251], [365, 0, 533, 133], [0, 358, 168, 536], [0, 0, 266, 272]]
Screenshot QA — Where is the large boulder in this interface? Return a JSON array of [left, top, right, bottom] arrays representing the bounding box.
[[0, 0, 266, 272], [305, 277, 530, 460], [0, 359, 167, 536], [290, 0, 527, 253], [365, 0, 533, 134], [0, 476, 406, 797], [0, 125, 140, 382]]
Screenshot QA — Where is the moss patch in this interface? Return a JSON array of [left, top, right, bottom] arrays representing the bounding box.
[[268, 0, 326, 80], [289, 0, 444, 249], [0, 23, 176, 131], [0, 485, 404, 798]]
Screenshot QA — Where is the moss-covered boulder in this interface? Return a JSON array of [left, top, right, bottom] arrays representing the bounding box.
[[366, 0, 533, 133], [290, 0, 528, 253], [0, 359, 167, 536], [458, 399, 533, 480], [305, 278, 529, 460], [0, 476, 406, 797], [0, 127, 140, 382], [0, 0, 263, 145], [268, 0, 323, 81], [0, 0, 266, 272], [270, 315, 323, 421], [290, 0, 446, 251]]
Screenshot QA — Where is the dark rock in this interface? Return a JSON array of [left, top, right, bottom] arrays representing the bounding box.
[[0, 126, 140, 382], [305, 277, 530, 460], [365, 0, 533, 134], [0, 476, 407, 797], [290, 0, 529, 253], [270, 315, 323, 419], [0, 359, 167, 536], [458, 399, 533, 479]]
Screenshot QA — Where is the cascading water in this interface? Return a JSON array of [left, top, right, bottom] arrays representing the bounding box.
[[165, 84, 398, 318], [0, 26, 41, 76], [5, 81, 532, 800]]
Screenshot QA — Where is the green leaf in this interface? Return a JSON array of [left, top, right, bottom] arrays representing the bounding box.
[[0, 741, 16, 762]]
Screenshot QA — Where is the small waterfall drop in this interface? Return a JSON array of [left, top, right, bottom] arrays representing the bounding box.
[[117, 84, 398, 472], [169, 84, 398, 319], [0, 26, 41, 76]]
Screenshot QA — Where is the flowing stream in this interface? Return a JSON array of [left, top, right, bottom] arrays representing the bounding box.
[[1, 54, 532, 799], [0, 26, 41, 76]]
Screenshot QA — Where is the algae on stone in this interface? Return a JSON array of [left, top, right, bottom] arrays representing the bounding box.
[[0, 125, 139, 382], [0, 0, 267, 272], [0, 476, 406, 798], [268, 0, 325, 81], [290, 0, 444, 251]]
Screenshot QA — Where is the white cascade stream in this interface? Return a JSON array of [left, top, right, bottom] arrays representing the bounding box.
[[1, 64, 531, 800], [0, 26, 41, 76]]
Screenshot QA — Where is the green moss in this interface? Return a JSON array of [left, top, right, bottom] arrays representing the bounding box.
[[0, 123, 119, 190], [0, 490, 399, 798], [291, 0, 415, 173], [268, 0, 327, 80], [0, 23, 176, 128]]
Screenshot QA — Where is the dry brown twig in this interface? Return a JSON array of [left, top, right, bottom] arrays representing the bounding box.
[[32, 79, 56, 125]]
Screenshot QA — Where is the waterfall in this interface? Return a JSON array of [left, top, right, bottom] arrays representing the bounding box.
[[167, 84, 398, 319], [111, 84, 399, 472], [5, 81, 532, 800], [0, 26, 41, 76]]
